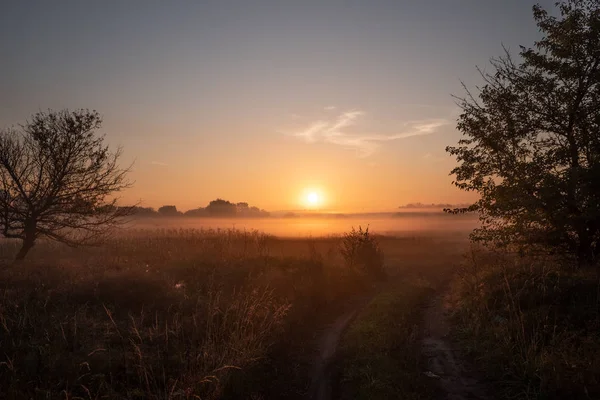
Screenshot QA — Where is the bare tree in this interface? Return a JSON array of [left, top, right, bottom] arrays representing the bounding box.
[[0, 109, 132, 260]]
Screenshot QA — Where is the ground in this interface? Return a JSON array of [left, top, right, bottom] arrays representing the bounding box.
[[3, 225, 596, 399]]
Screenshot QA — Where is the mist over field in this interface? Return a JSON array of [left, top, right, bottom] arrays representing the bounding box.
[[127, 212, 479, 237]]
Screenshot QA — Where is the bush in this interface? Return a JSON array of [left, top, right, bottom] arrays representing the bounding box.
[[340, 226, 385, 279]]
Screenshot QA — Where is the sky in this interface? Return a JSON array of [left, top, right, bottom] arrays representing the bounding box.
[[0, 0, 556, 212]]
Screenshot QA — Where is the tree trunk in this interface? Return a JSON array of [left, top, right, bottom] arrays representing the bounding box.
[[15, 237, 35, 261], [15, 222, 36, 261]]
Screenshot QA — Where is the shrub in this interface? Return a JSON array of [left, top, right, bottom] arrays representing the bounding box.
[[340, 226, 385, 279]]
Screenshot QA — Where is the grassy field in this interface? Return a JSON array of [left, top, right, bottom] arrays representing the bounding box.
[[6, 222, 594, 399], [0, 227, 467, 399]]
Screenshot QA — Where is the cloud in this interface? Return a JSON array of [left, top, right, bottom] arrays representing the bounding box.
[[151, 161, 168, 166], [286, 110, 449, 157], [324, 106, 336, 111]]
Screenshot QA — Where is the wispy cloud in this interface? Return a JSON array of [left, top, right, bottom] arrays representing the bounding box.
[[324, 106, 336, 111], [285, 110, 449, 157], [151, 161, 168, 166]]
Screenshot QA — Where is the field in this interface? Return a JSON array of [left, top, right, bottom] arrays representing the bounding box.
[[0, 216, 471, 400], [2, 215, 599, 399]]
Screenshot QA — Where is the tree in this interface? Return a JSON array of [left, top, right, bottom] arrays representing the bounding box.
[[206, 199, 237, 216], [127, 206, 159, 217], [447, 0, 600, 267], [184, 207, 207, 217], [0, 109, 132, 260], [158, 205, 181, 216]]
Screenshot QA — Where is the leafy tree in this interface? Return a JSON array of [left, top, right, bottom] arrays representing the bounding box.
[[448, 0, 600, 266], [0, 109, 132, 260]]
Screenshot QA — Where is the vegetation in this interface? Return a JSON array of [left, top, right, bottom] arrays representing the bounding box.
[[157, 205, 181, 216], [0, 228, 394, 399], [451, 248, 600, 398], [340, 226, 385, 279], [444, 3, 600, 398], [125, 200, 270, 218], [338, 285, 435, 400], [447, 0, 600, 266], [0, 109, 131, 260]]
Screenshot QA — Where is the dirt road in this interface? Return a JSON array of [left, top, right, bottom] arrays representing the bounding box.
[[422, 293, 489, 400], [308, 294, 373, 400]]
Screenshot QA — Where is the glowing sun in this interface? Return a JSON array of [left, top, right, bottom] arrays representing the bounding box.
[[307, 192, 319, 205]]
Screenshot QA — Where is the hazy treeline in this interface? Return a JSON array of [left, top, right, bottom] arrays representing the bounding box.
[[120, 198, 271, 218], [398, 202, 471, 209]]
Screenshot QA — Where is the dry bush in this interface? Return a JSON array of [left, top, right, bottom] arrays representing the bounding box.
[[340, 226, 385, 279]]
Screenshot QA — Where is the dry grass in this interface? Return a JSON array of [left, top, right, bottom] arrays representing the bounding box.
[[451, 247, 600, 399], [0, 228, 385, 399], [0, 227, 472, 399]]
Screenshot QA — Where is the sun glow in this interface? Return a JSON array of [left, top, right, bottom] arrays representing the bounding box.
[[307, 192, 319, 205], [301, 188, 325, 209]]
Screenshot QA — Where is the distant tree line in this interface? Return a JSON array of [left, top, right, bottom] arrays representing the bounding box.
[[119, 198, 270, 218], [398, 202, 470, 209]]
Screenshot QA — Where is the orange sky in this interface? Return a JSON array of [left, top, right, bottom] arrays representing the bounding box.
[[113, 109, 478, 212]]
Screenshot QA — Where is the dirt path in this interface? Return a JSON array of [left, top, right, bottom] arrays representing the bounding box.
[[421, 293, 489, 400], [308, 295, 372, 400]]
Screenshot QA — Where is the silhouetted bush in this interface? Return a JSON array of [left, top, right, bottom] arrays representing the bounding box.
[[340, 226, 385, 279]]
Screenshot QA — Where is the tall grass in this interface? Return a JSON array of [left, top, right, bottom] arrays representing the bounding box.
[[451, 247, 600, 399], [0, 228, 372, 399]]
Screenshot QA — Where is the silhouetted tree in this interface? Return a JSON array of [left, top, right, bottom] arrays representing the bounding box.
[[0, 109, 132, 260], [206, 199, 237, 216], [127, 206, 158, 217], [447, 0, 600, 266], [184, 207, 207, 217], [158, 205, 181, 216]]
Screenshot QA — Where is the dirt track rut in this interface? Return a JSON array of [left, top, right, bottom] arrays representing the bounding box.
[[422, 293, 489, 400]]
